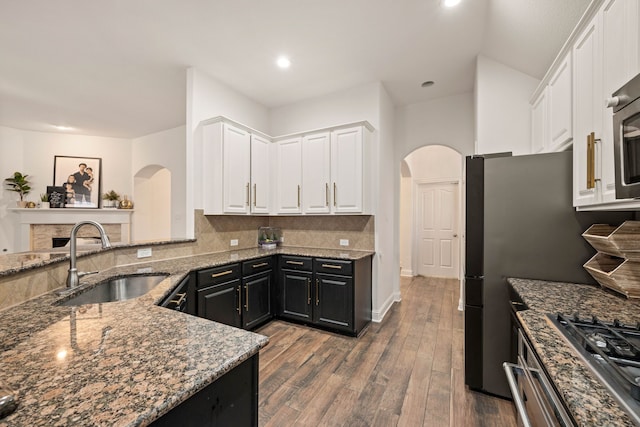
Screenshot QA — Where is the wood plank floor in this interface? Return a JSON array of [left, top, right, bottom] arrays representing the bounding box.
[[256, 276, 517, 426]]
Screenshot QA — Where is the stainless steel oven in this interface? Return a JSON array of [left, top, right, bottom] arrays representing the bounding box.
[[612, 72, 640, 199], [503, 330, 575, 427]]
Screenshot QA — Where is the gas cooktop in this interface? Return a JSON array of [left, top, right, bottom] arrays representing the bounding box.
[[549, 313, 640, 425]]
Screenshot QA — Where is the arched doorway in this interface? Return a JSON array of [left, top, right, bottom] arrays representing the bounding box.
[[133, 165, 171, 241], [399, 145, 463, 281]]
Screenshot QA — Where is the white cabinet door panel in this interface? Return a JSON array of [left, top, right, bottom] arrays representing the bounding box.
[[302, 132, 331, 214], [276, 138, 302, 214]]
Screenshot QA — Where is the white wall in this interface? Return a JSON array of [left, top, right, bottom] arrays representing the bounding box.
[[395, 93, 475, 159], [133, 168, 171, 241], [475, 55, 540, 155], [0, 126, 132, 253], [132, 125, 187, 238], [269, 82, 381, 135], [186, 68, 270, 237], [0, 126, 26, 253]]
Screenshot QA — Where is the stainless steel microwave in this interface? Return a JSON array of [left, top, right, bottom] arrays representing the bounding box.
[[612, 72, 640, 199]]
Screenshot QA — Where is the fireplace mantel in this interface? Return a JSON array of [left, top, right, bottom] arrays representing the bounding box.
[[10, 208, 133, 252]]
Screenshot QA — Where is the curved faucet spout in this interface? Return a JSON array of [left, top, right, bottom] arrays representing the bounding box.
[[66, 221, 112, 288]]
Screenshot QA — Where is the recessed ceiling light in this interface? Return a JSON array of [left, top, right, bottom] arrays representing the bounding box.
[[276, 56, 291, 69], [53, 125, 74, 131], [443, 0, 461, 7], [421, 81, 435, 88]]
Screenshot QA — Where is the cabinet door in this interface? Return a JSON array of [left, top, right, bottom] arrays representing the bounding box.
[[223, 124, 251, 214], [573, 14, 601, 207], [331, 127, 363, 213], [302, 132, 331, 214], [242, 271, 272, 330], [530, 90, 547, 153], [197, 280, 242, 328], [547, 53, 572, 150], [600, 0, 639, 203], [313, 273, 353, 332], [251, 134, 271, 214], [279, 269, 312, 322], [275, 137, 302, 214]]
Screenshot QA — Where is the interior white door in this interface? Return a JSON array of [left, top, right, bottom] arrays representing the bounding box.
[[416, 182, 459, 278]]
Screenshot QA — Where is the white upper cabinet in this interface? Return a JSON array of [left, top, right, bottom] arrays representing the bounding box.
[[530, 90, 547, 153], [571, 0, 639, 209], [223, 124, 252, 213], [530, 53, 572, 153], [302, 132, 331, 214], [201, 117, 373, 216], [573, 13, 601, 207], [251, 134, 271, 214], [275, 137, 302, 214], [331, 126, 365, 213], [547, 54, 573, 150], [202, 121, 251, 215]]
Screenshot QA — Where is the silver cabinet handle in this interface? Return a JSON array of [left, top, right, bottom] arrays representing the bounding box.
[[325, 183, 329, 207], [321, 264, 342, 270], [333, 182, 337, 207], [246, 183, 250, 206], [253, 183, 257, 207], [297, 185, 301, 208], [503, 363, 532, 427], [252, 262, 269, 268], [286, 260, 304, 265]]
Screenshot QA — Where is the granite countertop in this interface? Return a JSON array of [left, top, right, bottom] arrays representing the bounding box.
[[508, 278, 640, 427], [0, 246, 373, 426]]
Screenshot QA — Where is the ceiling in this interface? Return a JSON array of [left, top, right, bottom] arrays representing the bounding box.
[[0, 0, 589, 138]]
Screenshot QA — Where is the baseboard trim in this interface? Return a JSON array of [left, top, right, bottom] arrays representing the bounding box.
[[372, 290, 402, 323], [400, 268, 413, 277]]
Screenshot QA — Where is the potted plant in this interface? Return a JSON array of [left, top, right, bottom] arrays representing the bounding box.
[[102, 190, 120, 208], [40, 193, 49, 209], [4, 172, 31, 207]]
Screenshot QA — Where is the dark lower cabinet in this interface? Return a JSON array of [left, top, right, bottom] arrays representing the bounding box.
[[197, 279, 242, 328], [242, 271, 272, 329], [279, 269, 312, 322], [176, 254, 371, 337], [278, 255, 372, 336], [150, 354, 258, 427], [314, 273, 353, 332]]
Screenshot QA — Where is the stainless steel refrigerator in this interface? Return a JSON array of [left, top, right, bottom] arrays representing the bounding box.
[[464, 151, 632, 398]]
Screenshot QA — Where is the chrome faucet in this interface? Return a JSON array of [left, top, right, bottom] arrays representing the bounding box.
[[66, 220, 111, 288]]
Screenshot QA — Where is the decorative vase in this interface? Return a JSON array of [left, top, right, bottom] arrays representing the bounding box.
[[118, 196, 134, 209], [40, 202, 50, 209], [16, 201, 28, 208]]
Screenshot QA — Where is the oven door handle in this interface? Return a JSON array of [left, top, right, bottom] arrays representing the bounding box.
[[503, 362, 533, 427]]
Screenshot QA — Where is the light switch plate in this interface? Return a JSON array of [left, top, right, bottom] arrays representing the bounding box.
[[340, 239, 349, 247], [137, 248, 152, 258], [230, 239, 238, 246]]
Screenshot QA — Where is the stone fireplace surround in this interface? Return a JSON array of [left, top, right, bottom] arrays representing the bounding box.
[[10, 208, 132, 252]]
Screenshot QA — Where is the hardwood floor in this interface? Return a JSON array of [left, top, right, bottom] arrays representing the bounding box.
[[256, 276, 517, 427]]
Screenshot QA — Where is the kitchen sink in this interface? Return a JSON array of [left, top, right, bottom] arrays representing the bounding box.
[[58, 274, 169, 306]]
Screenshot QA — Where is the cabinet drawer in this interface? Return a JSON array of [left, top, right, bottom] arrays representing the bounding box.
[[197, 263, 241, 287], [314, 258, 352, 276], [242, 256, 273, 276], [280, 255, 312, 271]]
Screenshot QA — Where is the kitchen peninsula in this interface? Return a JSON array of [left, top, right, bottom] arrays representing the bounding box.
[[0, 240, 373, 426]]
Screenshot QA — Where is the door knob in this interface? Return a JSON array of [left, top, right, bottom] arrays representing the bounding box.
[[453, 234, 458, 237]]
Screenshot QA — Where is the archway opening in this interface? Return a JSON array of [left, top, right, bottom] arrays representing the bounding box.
[[399, 144, 463, 282]]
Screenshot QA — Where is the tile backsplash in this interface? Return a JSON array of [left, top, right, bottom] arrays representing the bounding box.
[[194, 210, 374, 252]]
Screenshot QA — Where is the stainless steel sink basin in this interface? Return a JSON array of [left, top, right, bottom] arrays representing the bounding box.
[[59, 274, 168, 306]]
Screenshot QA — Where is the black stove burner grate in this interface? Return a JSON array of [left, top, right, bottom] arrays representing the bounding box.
[[556, 313, 640, 401]]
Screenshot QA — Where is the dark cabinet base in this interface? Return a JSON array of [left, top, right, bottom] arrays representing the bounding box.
[[150, 354, 258, 427]]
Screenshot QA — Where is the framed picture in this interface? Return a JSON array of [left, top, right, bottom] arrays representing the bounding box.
[[53, 156, 102, 208]]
